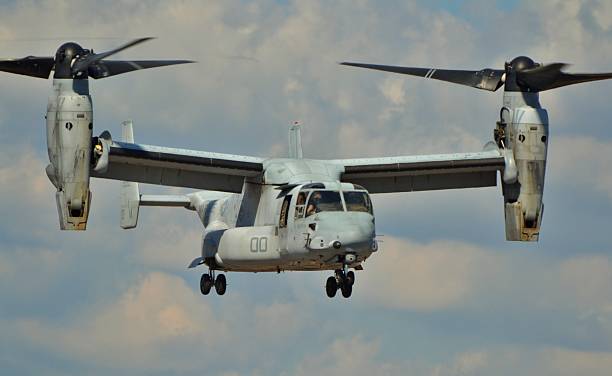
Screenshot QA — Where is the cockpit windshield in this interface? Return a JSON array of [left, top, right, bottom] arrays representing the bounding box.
[[343, 191, 373, 214], [306, 190, 343, 217]]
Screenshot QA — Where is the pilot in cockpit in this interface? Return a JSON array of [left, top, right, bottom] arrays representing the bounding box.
[[306, 191, 321, 216]]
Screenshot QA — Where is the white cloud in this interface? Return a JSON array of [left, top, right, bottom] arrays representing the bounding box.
[[379, 77, 406, 106], [548, 135, 612, 202], [14, 272, 227, 370], [359, 237, 491, 310], [289, 337, 612, 376], [8, 270, 315, 373], [439, 346, 612, 376], [290, 336, 407, 376], [358, 236, 612, 325], [134, 224, 202, 271]]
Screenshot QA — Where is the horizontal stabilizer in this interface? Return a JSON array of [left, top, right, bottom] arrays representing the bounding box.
[[140, 195, 192, 208]]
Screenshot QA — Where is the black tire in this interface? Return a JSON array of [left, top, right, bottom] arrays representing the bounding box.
[[341, 283, 352, 298], [215, 274, 227, 295], [347, 271, 355, 286], [200, 274, 213, 295], [326, 276, 337, 298]]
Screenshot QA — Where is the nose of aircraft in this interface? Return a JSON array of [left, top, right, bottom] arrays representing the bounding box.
[[308, 212, 376, 252]]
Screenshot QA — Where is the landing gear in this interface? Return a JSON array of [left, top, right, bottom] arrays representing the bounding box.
[[200, 274, 213, 295], [325, 266, 356, 299], [346, 270, 355, 286], [340, 281, 352, 298], [326, 276, 338, 298], [200, 270, 227, 296], [215, 274, 227, 295]]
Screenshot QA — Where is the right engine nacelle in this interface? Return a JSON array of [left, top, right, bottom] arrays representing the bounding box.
[[499, 98, 549, 241]]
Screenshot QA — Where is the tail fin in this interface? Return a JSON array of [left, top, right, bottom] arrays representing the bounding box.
[[119, 120, 193, 229], [288, 122, 303, 159], [120, 121, 140, 229]]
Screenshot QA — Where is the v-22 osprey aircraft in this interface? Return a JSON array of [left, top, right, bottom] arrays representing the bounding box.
[[2, 38, 612, 298]]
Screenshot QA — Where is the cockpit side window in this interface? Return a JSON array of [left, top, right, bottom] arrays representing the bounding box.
[[343, 191, 373, 214], [306, 190, 343, 217], [295, 192, 307, 219], [279, 194, 292, 228]]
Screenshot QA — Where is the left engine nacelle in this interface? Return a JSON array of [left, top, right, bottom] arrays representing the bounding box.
[[46, 79, 93, 230]]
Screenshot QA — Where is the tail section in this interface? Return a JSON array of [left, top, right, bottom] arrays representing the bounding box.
[[288, 122, 303, 159], [119, 120, 192, 229], [119, 121, 139, 229]]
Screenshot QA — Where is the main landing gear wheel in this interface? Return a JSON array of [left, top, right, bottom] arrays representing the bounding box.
[[200, 271, 227, 296], [200, 274, 213, 295], [326, 276, 338, 298], [215, 274, 227, 295]]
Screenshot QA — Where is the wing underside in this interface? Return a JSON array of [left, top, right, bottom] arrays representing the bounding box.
[[92, 141, 264, 193], [333, 149, 505, 193]]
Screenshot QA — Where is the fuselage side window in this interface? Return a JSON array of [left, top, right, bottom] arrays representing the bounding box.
[[295, 191, 307, 219], [279, 194, 292, 228], [344, 191, 373, 214], [306, 190, 343, 217]]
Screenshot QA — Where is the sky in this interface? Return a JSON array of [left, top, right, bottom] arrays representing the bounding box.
[[0, 0, 612, 374]]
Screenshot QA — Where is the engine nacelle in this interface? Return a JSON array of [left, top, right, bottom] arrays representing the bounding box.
[[499, 92, 549, 241], [46, 79, 93, 230]]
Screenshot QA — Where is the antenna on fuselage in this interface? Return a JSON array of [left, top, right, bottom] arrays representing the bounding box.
[[289, 121, 303, 159]]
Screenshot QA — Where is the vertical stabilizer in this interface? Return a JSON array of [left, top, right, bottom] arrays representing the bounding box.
[[120, 120, 140, 229], [288, 122, 303, 159]]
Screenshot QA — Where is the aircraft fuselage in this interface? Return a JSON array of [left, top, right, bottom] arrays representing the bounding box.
[[191, 179, 378, 273]]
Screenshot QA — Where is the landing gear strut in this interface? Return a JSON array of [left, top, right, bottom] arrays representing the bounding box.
[[200, 270, 227, 296]]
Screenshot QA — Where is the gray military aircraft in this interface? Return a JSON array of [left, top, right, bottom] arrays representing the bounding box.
[[2, 39, 612, 298]]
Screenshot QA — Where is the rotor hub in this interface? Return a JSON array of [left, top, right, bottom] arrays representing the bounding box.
[[508, 56, 537, 72], [54, 42, 86, 79]]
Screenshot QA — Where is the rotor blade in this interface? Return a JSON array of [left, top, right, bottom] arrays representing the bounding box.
[[0, 56, 54, 78], [87, 59, 194, 79], [72, 37, 154, 73], [517, 63, 612, 91], [341, 62, 505, 91]]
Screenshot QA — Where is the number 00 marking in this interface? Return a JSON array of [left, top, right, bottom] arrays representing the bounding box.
[[250, 237, 268, 253]]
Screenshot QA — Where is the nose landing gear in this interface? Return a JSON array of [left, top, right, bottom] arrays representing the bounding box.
[[325, 263, 356, 298], [200, 270, 227, 296]]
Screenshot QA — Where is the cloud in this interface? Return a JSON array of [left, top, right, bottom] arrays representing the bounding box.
[[7, 270, 314, 374], [134, 224, 202, 271], [13, 272, 227, 370], [358, 236, 612, 351], [359, 237, 491, 311], [290, 336, 406, 376], [437, 346, 612, 376], [548, 135, 612, 202], [291, 338, 612, 376]]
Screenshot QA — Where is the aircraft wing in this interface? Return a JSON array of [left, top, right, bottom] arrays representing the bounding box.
[[91, 141, 264, 193], [331, 148, 505, 193]]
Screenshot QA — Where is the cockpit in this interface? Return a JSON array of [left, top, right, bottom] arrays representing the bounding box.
[[279, 182, 374, 229], [294, 183, 373, 219]]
